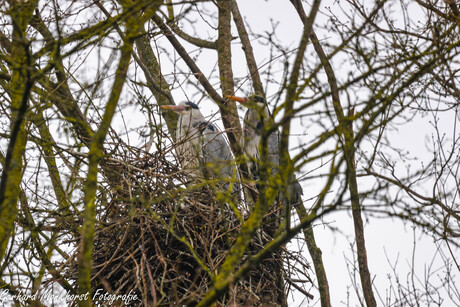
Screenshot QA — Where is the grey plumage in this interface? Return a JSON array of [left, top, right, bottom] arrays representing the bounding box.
[[161, 101, 237, 187], [228, 94, 303, 209]]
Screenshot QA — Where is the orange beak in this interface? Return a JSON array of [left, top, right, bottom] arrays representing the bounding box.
[[160, 105, 187, 112], [226, 95, 249, 104]]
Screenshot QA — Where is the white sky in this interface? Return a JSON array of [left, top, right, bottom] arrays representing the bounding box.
[[92, 0, 460, 305], [229, 1, 459, 306], [3, 0, 458, 305]]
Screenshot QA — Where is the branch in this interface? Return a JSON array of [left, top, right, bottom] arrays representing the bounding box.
[[151, 13, 243, 157], [363, 169, 460, 221], [216, 0, 242, 148], [290, 0, 378, 303], [30, 8, 161, 190], [284, 1, 332, 307], [0, 72, 10, 81], [30, 109, 76, 226], [198, 154, 343, 306], [230, 0, 264, 96], [77, 2, 164, 304], [165, 0, 218, 49], [32, 0, 163, 60], [0, 0, 38, 265], [94, 0, 178, 139], [19, 191, 76, 294]]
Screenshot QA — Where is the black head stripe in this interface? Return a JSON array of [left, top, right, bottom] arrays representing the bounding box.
[[185, 101, 199, 109], [198, 122, 215, 133], [253, 95, 265, 103]]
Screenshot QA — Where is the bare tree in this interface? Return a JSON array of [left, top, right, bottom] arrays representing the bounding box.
[[0, 0, 459, 306]]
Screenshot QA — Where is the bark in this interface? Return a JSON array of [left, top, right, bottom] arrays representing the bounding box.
[[0, 0, 38, 266], [229, 1, 288, 303], [94, 0, 178, 139], [311, 29, 378, 304], [165, 1, 217, 50], [77, 2, 164, 304], [230, 0, 264, 96], [288, 0, 377, 304], [151, 12, 261, 203], [30, 110, 77, 230], [216, 0, 242, 151], [217, 0, 235, 98], [296, 206, 331, 307], [151, 13, 243, 155], [344, 116, 376, 307], [198, 162, 340, 307], [135, 36, 178, 138], [77, 35, 135, 307], [283, 1, 333, 305]]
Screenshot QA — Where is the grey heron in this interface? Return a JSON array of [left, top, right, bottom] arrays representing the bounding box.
[[161, 101, 237, 187], [227, 94, 303, 213]]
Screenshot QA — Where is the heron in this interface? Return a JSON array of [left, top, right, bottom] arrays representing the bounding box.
[[161, 101, 238, 188], [227, 94, 303, 214]]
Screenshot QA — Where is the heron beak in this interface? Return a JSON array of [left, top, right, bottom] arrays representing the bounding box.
[[160, 105, 187, 113], [226, 95, 249, 104]]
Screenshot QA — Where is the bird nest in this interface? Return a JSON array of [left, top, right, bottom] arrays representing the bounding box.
[[61, 144, 310, 306]]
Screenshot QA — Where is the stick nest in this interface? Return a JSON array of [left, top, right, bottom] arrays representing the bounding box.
[[62, 145, 311, 306]]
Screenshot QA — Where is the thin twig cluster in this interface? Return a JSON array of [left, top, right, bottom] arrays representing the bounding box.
[[60, 144, 311, 306]]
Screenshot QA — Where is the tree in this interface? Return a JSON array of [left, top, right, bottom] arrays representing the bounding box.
[[0, 0, 459, 306]]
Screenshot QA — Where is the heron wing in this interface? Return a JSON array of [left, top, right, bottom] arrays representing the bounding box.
[[200, 123, 234, 178]]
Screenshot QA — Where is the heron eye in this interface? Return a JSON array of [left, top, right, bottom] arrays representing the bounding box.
[[185, 106, 191, 111], [185, 101, 199, 109]]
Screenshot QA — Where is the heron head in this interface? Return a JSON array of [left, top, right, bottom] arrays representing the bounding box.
[[226, 94, 266, 109], [161, 101, 205, 126], [161, 101, 202, 114], [226, 94, 269, 122]]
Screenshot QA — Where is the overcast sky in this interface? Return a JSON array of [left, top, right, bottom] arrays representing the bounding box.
[[5, 0, 455, 305], [167, 1, 458, 305]]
